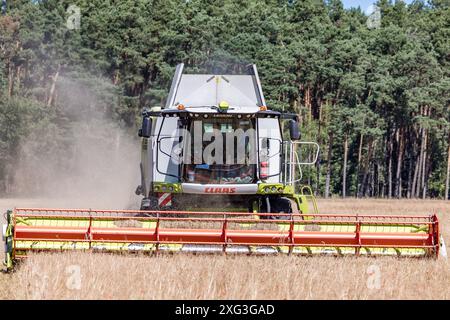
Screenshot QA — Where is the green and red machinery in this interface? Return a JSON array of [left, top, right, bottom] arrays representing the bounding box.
[[3, 64, 446, 270]]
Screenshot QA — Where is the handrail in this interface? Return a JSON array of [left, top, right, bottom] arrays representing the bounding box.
[[283, 141, 320, 191]]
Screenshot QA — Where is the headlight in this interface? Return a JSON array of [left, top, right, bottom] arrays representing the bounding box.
[[264, 187, 270, 193], [271, 186, 277, 192]]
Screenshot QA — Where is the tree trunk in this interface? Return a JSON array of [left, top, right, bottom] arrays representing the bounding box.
[[370, 162, 375, 196], [113, 71, 120, 85], [411, 158, 419, 198], [7, 62, 14, 97], [325, 132, 333, 198], [304, 86, 312, 124], [387, 133, 393, 198], [47, 64, 61, 107], [395, 128, 404, 198], [14, 65, 21, 93], [361, 138, 375, 197], [411, 128, 421, 198], [445, 134, 450, 200], [407, 153, 413, 198], [421, 127, 428, 199], [356, 133, 364, 197], [373, 163, 378, 197], [316, 107, 323, 196], [342, 133, 348, 198], [415, 126, 425, 198]]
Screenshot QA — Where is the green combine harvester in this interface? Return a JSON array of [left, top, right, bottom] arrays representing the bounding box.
[[3, 64, 446, 270]]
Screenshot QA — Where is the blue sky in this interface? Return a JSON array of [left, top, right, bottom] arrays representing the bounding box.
[[341, 0, 414, 10]]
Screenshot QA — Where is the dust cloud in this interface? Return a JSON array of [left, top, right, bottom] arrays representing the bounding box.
[[12, 76, 141, 210]]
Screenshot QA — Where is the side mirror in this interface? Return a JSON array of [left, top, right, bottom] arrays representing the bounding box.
[[138, 117, 152, 138], [289, 120, 301, 140]]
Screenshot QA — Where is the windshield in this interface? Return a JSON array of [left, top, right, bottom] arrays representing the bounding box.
[[183, 116, 256, 184]]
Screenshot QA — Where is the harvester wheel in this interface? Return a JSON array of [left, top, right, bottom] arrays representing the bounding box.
[[138, 196, 159, 216], [260, 197, 293, 220]]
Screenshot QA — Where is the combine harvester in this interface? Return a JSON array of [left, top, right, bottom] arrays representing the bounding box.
[[3, 64, 446, 270]]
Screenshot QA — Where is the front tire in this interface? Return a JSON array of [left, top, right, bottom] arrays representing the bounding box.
[[260, 196, 293, 220], [138, 196, 159, 217]]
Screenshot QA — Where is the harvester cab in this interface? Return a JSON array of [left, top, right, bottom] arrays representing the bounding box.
[[135, 63, 319, 217], [3, 64, 445, 271]]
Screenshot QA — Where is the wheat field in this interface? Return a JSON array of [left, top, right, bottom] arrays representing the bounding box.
[[0, 198, 449, 300]]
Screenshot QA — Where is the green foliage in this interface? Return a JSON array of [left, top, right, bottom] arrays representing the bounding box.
[[0, 0, 449, 198], [0, 97, 62, 193]]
